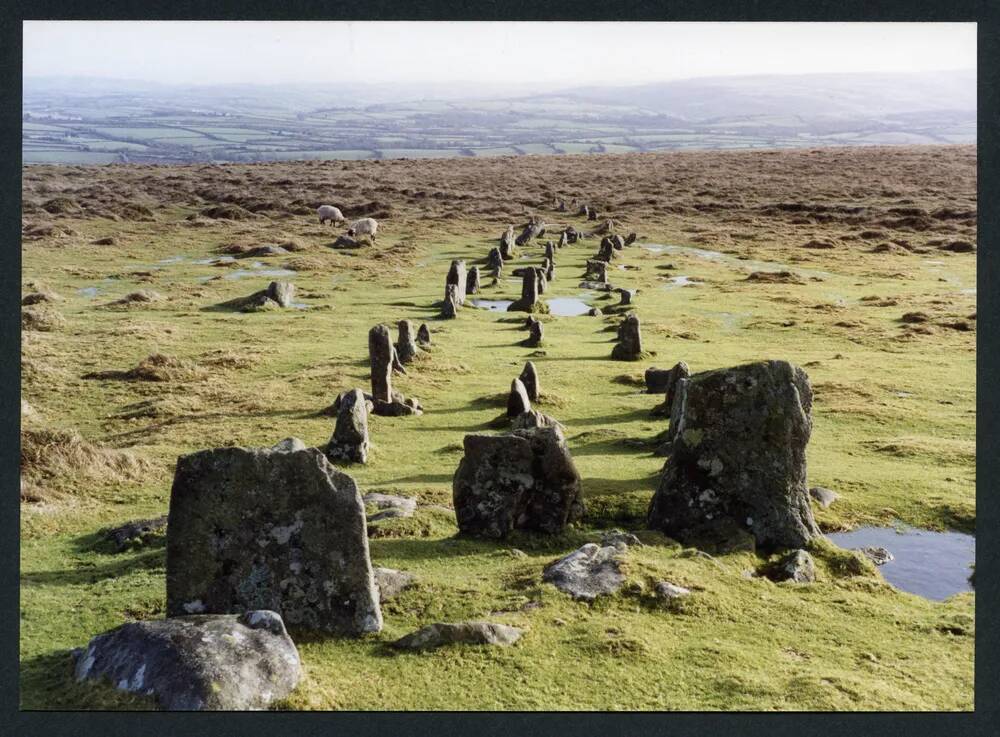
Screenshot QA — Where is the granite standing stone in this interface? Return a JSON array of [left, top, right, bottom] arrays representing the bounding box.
[[417, 323, 432, 346], [446, 260, 468, 306], [611, 314, 644, 360], [369, 324, 394, 403], [326, 388, 370, 464], [507, 378, 532, 417], [396, 320, 420, 364], [519, 361, 540, 401]]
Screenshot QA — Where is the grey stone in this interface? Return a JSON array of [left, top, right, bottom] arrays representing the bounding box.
[[647, 360, 820, 550], [166, 441, 382, 635], [369, 324, 394, 403], [266, 281, 295, 308], [507, 378, 532, 417], [650, 362, 691, 415], [654, 581, 691, 600], [446, 260, 467, 306], [616, 288, 637, 306], [73, 610, 301, 711], [808, 486, 839, 509], [453, 426, 583, 538], [272, 437, 307, 452], [442, 283, 460, 319], [544, 241, 555, 262], [364, 492, 417, 521], [511, 410, 564, 433], [104, 515, 168, 552], [544, 258, 555, 283], [857, 546, 894, 566], [326, 388, 370, 464], [564, 226, 579, 244], [596, 239, 616, 262], [588, 307, 603, 317], [611, 314, 644, 360], [536, 267, 548, 295], [543, 543, 625, 601], [487, 247, 504, 271], [524, 320, 544, 347], [519, 361, 540, 401], [416, 323, 432, 346], [373, 567, 416, 600], [600, 529, 642, 548], [586, 259, 609, 283], [508, 268, 547, 313], [624, 232, 637, 246], [396, 320, 420, 364], [770, 549, 817, 583], [500, 226, 516, 260], [558, 231, 568, 248], [393, 622, 523, 650], [466, 266, 481, 295]]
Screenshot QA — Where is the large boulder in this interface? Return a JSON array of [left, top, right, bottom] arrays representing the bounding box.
[[73, 610, 301, 711], [453, 426, 583, 538], [326, 388, 370, 464], [543, 543, 626, 601], [166, 440, 382, 635], [647, 360, 820, 549]]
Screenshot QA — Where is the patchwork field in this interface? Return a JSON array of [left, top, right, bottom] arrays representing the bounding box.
[[20, 145, 976, 710]]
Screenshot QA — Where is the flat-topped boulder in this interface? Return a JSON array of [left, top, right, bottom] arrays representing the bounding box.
[[543, 543, 626, 601], [166, 439, 382, 635], [73, 610, 301, 711], [647, 360, 820, 550], [453, 426, 583, 538]]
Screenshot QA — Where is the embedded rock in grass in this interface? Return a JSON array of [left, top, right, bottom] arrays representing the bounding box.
[[105, 515, 168, 552], [73, 610, 301, 711], [808, 486, 839, 509], [600, 529, 642, 548], [543, 543, 626, 601], [392, 622, 523, 650], [364, 492, 417, 522], [466, 266, 481, 295], [166, 439, 382, 635], [654, 581, 691, 600], [453, 426, 583, 539], [326, 388, 370, 464], [647, 360, 820, 550], [396, 320, 420, 364], [416, 323, 432, 346], [624, 232, 637, 246], [221, 280, 295, 311], [330, 235, 362, 249], [611, 314, 644, 360], [446, 259, 467, 306], [507, 378, 532, 418], [374, 567, 416, 601], [519, 361, 540, 402], [767, 549, 817, 583]]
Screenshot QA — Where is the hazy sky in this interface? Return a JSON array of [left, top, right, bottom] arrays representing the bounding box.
[[23, 21, 976, 88]]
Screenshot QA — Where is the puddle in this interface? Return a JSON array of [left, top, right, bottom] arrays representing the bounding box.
[[826, 526, 975, 601], [663, 275, 696, 289], [158, 255, 187, 264], [470, 298, 513, 311], [289, 302, 310, 310], [195, 256, 236, 265], [643, 243, 832, 279], [78, 286, 100, 298], [224, 268, 296, 280], [687, 306, 750, 332], [548, 297, 591, 316]]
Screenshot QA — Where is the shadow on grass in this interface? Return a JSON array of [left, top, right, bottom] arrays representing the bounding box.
[[20, 649, 155, 711], [21, 546, 166, 588]]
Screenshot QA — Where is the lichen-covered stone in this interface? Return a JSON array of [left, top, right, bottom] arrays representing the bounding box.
[[368, 324, 394, 403], [104, 515, 168, 552], [500, 225, 516, 260], [508, 268, 548, 313], [396, 320, 420, 364], [393, 622, 523, 650], [416, 323, 432, 346], [611, 314, 644, 360], [442, 283, 460, 318], [73, 610, 301, 711], [466, 266, 481, 295], [519, 361, 540, 402], [543, 543, 625, 601], [374, 567, 416, 600], [647, 360, 820, 550], [446, 260, 467, 306], [166, 441, 382, 635], [507, 378, 531, 417], [326, 388, 370, 464], [453, 426, 583, 538], [768, 549, 817, 583]]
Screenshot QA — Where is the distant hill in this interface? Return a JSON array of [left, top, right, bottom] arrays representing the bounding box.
[[22, 71, 975, 165]]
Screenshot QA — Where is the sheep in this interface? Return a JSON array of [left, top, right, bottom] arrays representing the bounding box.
[[317, 205, 345, 225], [347, 217, 379, 242]]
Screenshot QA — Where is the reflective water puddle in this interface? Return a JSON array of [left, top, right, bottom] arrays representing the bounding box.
[[548, 297, 591, 316]]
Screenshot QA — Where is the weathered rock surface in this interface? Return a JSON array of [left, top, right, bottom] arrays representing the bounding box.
[[466, 266, 482, 295], [507, 378, 532, 417], [416, 323, 432, 346], [600, 529, 642, 548], [396, 320, 420, 364], [524, 319, 544, 347], [373, 567, 416, 600], [166, 440, 382, 635], [616, 288, 637, 306], [858, 545, 894, 566], [442, 283, 460, 319], [105, 515, 168, 552], [453, 426, 583, 538], [654, 581, 691, 600], [73, 610, 301, 711], [369, 324, 394, 403], [647, 360, 820, 550], [508, 267, 548, 313], [651, 362, 692, 416], [326, 388, 370, 464], [519, 361, 540, 401], [393, 622, 523, 650], [511, 409, 564, 433], [446, 260, 468, 306], [611, 314, 644, 360], [543, 543, 625, 601], [808, 486, 839, 509], [364, 492, 417, 522], [768, 549, 817, 583]]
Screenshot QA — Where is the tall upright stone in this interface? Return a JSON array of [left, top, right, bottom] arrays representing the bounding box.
[[647, 360, 820, 550], [166, 440, 382, 635], [508, 268, 548, 313], [587, 259, 609, 284], [519, 361, 540, 402], [466, 266, 481, 295], [596, 239, 615, 262], [327, 388, 370, 464], [558, 231, 568, 248], [442, 284, 460, 319], [396, 320, 419, 364], [525, 320, 544, 347], [446, 260, 467, 306], [417, 323, 432, 346], [369, 324, 394, 402], [611, 314, 644, 360], [544, 241, 555, 262], [500, 225, 516, 259], [536, 267, 548, 295], [507, 378, 531, 417], [488, 247, 503, 271]]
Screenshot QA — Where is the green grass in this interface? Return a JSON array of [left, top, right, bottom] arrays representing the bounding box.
[[20, 174, 976, 710]]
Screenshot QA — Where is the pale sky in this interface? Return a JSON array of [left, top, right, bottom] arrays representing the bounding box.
[[23, 21, 976, 88]]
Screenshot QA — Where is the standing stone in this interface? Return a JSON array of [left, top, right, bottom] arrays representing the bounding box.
[[544, 258, 555, 282], [417, 323, 432, 346], [507, 378, 532, 417], [536, 267, 548, 295], [519, 361, 540, 402], [265, 281, 295, 307], [597, 239, 615, 262], [442, 284, 460, 318], [665, 376, 689, 444], [508, 268, 547, 313], [391, 344, 406, 375], [616, 288, 637, 306], [487, 247, 503, 271], [446, 260, 468, 306], [611, 314, 644, 360], [466, 266, 481, 295], [166, 441, 382, 635], [579, 204, 591, 218], [73, 610, 302, 711], [525, 320, 544, 347], [544, 241, 555, 262], [500, 226, 516, 260], [588, 209, 598, 221], [453, 426, 584, 538], [647, 360, 820, 550], [610, 234, 625, 250], [327, 388, 370, 464], [558, 231, 568, 248], [369, 324, 394, 403], [516, 220, 544, 246], [565, 227, 579, 244], [646, 361, 690, 396], [396, 320, 419, 364], [587, 259, 609, 284], [624, 232, 637, 246]]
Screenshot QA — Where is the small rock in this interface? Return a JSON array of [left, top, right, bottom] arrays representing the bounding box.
[[104, 515, 168, 552], [654, 581, 691, 600], [808, 486, 839, 509], [392, 622, 523, 650], [373, 567, 416, 600], [600, 529, 642, 548], [770, 549, 816, 583], [543, 543, 625, 601], [857, 546, 894, 566]]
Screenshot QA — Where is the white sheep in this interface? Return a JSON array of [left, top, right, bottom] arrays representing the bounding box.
[[347, 217, 379, 242], [317, 205, 345, 225]]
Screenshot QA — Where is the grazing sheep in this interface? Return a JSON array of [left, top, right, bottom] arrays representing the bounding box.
[[317, 205, 345, 225], [347, 217, 379, 242]]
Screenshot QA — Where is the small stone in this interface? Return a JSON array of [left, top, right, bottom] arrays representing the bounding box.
[[373, 567, 416, 600], [393, 622, 523, 650], [808, 486, 839, 509], [600, 529, 642, 548], [654, 581, 691, 600], [416, 323, 432, 346], [770, 549, 817, 583], [543, 543, 625, 601], [857, 546, 894, 566]]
